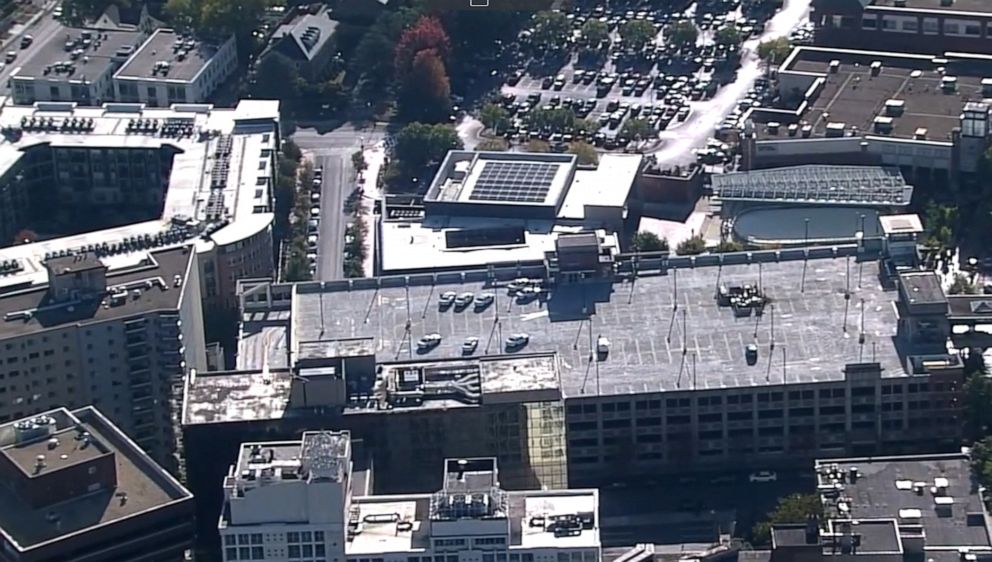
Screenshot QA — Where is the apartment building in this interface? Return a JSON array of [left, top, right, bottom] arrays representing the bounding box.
[[114, 29, 237, 106], [0, 407, 194, 562], [0, 246, 206, 468], [811, 0, 992, 55], [0, 99, 280, 312], [763, 451, 991, 562], [219, 431, 600, 562]]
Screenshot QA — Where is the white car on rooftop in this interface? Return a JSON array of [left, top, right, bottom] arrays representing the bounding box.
[[417, 333, 442, 351]]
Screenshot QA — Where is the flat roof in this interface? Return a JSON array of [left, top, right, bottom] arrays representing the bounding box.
[[1, 427, 110, 476], [183, 368, 292, 425], [0, 99, 279, 291], [557, 154, 641, 220], [115, 29, 224, 83], [870, 0, 992, 14], [0, 407, 191, 551], [292, 253, 907, 399], [762, 47, 992, 142], [879, 213, 923, 234], [0, 245, 193, 339], [899, 271, 947, 306], [816, 453, 991, 549], [427, 152, 574, 207], [711, 165, 913, 207], [13, 27, 142, 83]]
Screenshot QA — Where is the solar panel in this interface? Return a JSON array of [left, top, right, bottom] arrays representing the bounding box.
[[468, 161, 559, 203]]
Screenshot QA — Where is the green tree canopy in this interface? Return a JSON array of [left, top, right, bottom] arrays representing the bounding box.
[[676, 235, 706, 255], [526, 139, 551, 153], [620, 19, 656, 49], [752, 494, 823, 546], [394, 123, 463, 169], [757, 37, 792, 64], [480, 103, 510, 131], [569, 141, 598, 165], [714, 239, 744, 253], [965, 370, 992, 440], [632, 231, 668, 252], [714, 25, 742, 45], [665, 20, 698, 47], [581, 19, 609, 47], [620, 118, 655, 141], [528, 107, 578, 131], [530, 11, 570, 51]]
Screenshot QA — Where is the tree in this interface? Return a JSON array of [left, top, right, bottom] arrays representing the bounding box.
[[714, 25, 742, 46], [252, 54, 301, 101], [581, 19, 609, 47], [676, 235, 707, 255], [752, 494, 823, 546], [526, 139, 551, 152], [164, 0, 198, 31], [620, 118, 655, 141], [480, 103, 510, 132], [757, 37, 792, 65], [714, 239, 744, 253], [61, 0, 126, 25], [199, 0, 272, 37], [394, 122, 462, 169], [395, 16, 451, 78], [352, 150, 367, 172], [632, 231, 668, 252], [665, 20, 698, 47], [399, 49, 452, 121], [528, 107, 577, 131], [531, 11, 570, 51], [620, 20, 657, 50], [965, 373, 992, 440], [569, 141, 598, 165], [924, 202, 958, 248]]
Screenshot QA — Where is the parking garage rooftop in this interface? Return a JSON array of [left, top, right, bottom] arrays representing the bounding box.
[[290, 251, 907, 398], [756, 47, 992, 142]]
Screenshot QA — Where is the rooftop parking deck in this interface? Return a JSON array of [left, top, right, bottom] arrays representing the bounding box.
[[293, 251, 906, 398]]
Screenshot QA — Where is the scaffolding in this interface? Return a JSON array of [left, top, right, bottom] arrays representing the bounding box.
[[712, 165, 912, 206]]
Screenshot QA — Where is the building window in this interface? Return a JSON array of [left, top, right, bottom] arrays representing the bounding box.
[[862, 16, 876, 29], [881, 17, 896, 30], [923, 18, 939, 34], [944, 21, 960, 35], [901, 20, 917, 32], [225, 547, 238, 560], [289, 545, 301, 558]]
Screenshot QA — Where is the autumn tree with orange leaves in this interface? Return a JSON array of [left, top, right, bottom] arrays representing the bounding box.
[[395, 16, 452, 121]]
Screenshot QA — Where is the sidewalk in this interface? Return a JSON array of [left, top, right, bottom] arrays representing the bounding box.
[[357, 140, 385, 277]]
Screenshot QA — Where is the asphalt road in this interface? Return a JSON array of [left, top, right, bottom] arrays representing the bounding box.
[[1, 2, 62, 89], [292, 124, 385, 281]]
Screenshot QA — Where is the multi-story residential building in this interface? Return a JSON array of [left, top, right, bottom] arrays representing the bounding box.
[[811, 0, 992, 55], [181, 225, 974, 553], [114, 29, 237, 106], [0, 406, 194, 562], [258, 6, 339, 81], [739, 46, 992, 182], [0, 246, 206, 468], [10, 28, 147, 105], [0, 99, 280, 312], [219, 431, 600, 562], [763, 451, 992, 562]]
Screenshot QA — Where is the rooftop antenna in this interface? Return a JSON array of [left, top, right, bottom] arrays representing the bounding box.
[[628, 255, 639, 305], [858, 214, 866, 288], [858, 298, 866, 361], [843, 255, 852, 332], [676, 308, 688, 388], [318, 288, 325, 338], [421, 274, 436, 319], [800, 218, 810, 293], [666, 268, 679, 343], [782, 345, 787, 384], [692, 350, 697, 390]]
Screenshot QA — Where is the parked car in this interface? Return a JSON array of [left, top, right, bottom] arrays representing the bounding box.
[[417, 333, 442, 351], [20, 35, 32, 49], [505, 333, 530, 349], [462, 337, 479, 354], [749, 470, 777, 483], [5, 52, 16, 63], [439, 291, 457, 308]]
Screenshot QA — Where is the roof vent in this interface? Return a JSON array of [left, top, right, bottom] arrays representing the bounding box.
[[35, 454, 46, 472], [47, 437, 59, 449]]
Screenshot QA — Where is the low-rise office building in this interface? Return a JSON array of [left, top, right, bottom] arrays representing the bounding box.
[[114, 29, 237, 106], [219, 431, 600, 562], [812, 0, 992, 55], [0, 407, 194, 562]]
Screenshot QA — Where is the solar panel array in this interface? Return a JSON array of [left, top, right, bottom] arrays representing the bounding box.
[[712, 165, 913, 206], [468, 161, 559, 203]]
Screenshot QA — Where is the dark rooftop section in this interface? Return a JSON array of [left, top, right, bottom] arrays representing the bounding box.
[[947, 295, 992, 319], [266, 8, 338, 62], [899, 271, 947, 307], [761, 48, 992, 142], [0, 245, 194, 339], [294, 250, 908, 398], [13, 26, 143, 82], [45, 253, 106, 274], [870, 0, 992, 13], [0, 407, 191, 551], [116, 28, 224, 82], [816, 453, 992, 549]]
